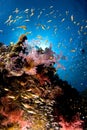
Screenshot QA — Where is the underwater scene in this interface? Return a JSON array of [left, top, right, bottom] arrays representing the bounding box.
[[0, 0, 87, 129]]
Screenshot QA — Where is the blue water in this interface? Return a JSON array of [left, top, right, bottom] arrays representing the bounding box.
[[0, 0, 87, 91]]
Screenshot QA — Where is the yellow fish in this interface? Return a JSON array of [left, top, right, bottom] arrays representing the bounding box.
[[17, 25, 27, 30], [21, 103, 33, 109], [25, 31, 32, 35], [36, 35, 43, 40], [45, 40, 48, 44], [71, 49, 76, 52], [7, 95, 16, 100]]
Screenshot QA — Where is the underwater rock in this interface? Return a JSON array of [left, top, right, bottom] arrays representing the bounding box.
[[0, 42, 4, 47], [0, 35, 87, 130]]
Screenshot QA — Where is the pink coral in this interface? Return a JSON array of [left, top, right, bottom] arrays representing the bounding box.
[[24, 48, 56, 66], [59, 116, 83, 130]]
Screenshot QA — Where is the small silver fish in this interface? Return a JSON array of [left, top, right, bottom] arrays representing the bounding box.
[[70, 38, 73, 43], [61, 18, 65, 22], [49, 10, 55, 15], [4, 15, 12, 24], [47, 20, 52, 23], [49, 6, 53, 9], [24, 8, 29, 13], [41, 25, 46, 30], [71, 15, 74, 21], [24, 19, 30, 22], [0, 30, 3, 33], [13, 8, 19, 13]]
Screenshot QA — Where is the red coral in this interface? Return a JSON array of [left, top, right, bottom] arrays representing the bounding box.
[[0, 96, 31, 129]]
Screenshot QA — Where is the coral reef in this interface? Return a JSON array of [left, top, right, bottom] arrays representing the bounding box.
[[0, 35, 87, 130]]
